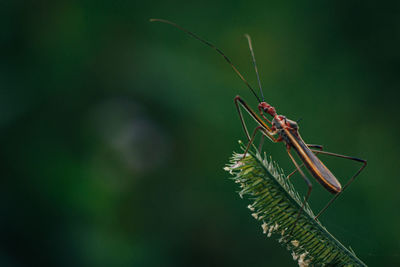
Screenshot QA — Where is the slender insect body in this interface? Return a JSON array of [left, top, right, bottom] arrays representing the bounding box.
[[288, 132, 342, 194], [270, 113, 343, 194], [151, 18, 366, 221], [271, 116, 294, 142]]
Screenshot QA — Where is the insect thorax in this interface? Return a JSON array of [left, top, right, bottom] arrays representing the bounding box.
[[272, 115, 300, 143]]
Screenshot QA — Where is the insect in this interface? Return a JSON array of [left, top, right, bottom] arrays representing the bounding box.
[[150, 18, 367, 221]]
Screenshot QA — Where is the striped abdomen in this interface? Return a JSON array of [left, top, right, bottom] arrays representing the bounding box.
[[284, 129, 342, 194]]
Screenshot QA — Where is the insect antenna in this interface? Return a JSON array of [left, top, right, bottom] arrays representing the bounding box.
[[150, 18, 262, 103], [244, 34, 265, 102]]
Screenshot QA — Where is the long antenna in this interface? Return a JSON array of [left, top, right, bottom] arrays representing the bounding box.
[[150, 18, 262, 103], [244, 34, 265, 102]]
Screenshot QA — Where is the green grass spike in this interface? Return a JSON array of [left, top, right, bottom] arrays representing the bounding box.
[[224, 142, 367, 266]]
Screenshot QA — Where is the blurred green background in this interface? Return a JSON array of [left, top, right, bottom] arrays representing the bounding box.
[[2, 1, 400, 266]]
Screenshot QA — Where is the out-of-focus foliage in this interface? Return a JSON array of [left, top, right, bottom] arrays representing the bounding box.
[[1, 1, 400, 266]]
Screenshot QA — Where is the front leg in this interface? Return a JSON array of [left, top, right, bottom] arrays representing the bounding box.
[[234, 96, 276, 142], [240, 126, 278, 162]]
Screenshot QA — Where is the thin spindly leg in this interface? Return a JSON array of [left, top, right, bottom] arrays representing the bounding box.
[[235, 97, 251, 141], [307, 144, 324, 150], [241, 126, 269, 161], [308, 149, 367, 220], [234, 96, 276, 142], [287, 144, 324, 179], [287, 148, 313, 230], [258, 134, 265, 153]]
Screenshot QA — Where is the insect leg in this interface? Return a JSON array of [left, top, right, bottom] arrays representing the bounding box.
[[287, 148, 313, 230], [234, 96, 276, 142], [307, 144, 324, 150], [308, 149, 367, 220], [235, 97, 251, 141], [241, 126, 266, 161], [258, 134, 265, 153]]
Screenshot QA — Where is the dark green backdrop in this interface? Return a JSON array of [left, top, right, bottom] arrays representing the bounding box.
[[2, 1, 400, 266]]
